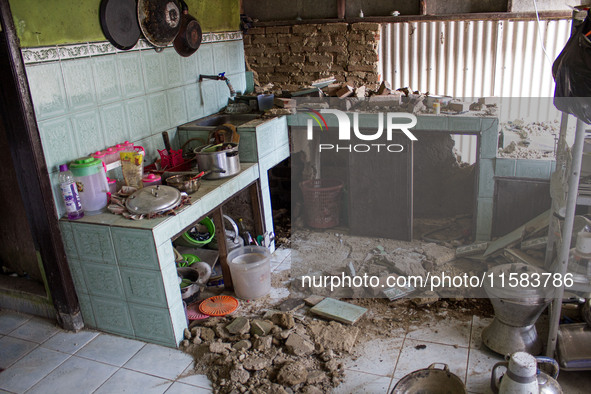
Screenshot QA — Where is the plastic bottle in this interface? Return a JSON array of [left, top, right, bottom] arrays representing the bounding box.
[[59, 164, 84, 220]]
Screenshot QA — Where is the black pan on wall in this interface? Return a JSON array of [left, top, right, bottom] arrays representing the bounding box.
[[99, 0, 141, 50]]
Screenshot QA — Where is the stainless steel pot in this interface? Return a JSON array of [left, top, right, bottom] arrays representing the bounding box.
[[193, 143, 240, 179], [391, 363, 467, 394]]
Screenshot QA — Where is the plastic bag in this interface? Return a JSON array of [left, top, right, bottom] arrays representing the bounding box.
[[553, 14, 591, 124]]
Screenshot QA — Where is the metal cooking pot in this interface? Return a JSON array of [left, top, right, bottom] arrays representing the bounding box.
[[193, 143, 240, 179], [391, 363, 467, 394], [137, 0, 182, 47], [166, 174, 201, 194]]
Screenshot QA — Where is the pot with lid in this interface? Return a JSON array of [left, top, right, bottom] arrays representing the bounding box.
[[193, 143, 240, 179], [125, 185, 181, 215]]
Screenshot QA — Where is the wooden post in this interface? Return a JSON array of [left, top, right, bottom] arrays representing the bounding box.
[[212, 207, 233, 290], [337, 0, 346, 19], [0, 1, 82, 330]]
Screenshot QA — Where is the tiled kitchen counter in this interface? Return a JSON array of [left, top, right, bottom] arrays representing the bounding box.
[[59, 163, 260, 348]]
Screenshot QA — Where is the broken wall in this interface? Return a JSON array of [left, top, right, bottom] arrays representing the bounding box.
[[244, 23, 381, 91]]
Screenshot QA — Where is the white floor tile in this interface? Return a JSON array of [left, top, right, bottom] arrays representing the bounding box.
[[470, 316, 493, 350], [124, 343, 193, 380], [335, 370, 393, 394], [176, 365, 212, 389], [95, 368, 172, 394], [406, 317, 472, 348], [393, 338, 469, 382], [0, 347, 69, 393], [75, 333, 145, 367], [0, 311, 32, 335], [465, 345, 503, 393], [165, 381, 212, 393], [26, 356, 117, 394], [0, 336, 37, 369], [345, 334, 405, 377], [7, 317, 59, 344], [41, 330, 99, 354]]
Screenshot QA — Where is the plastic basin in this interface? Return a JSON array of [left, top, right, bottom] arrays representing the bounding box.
[[227, 245, 271, 299]]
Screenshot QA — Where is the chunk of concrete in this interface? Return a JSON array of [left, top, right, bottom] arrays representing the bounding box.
[[209, 341, 231, 354], [230, 367, 250, 384], [253, 335, 272, 351], [250, 319, 275, 336], [226, 317, 251, 335], [271, 313, 295, 329], [277, 362, 309, 386], [200, 327, 215, 342], [232, 340, 252, 351], [285, 333, 315, 356], [243, 355, 271, 371]]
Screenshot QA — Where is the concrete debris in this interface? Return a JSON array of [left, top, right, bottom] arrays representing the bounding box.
[[411, 291, 440, 307], [285, 333, 315, 356], [271, 312, 296, 329], [190, 327, 201, 338], [303, 295, 325, 306], [456, 242, 488, 257], [192, 336, 202, 345], [243, 355, 271, 371], [230, 367, 250, 384], [278, 298, 305, 313], [253, 335, 272, 351], [421, 243, 455, 265], [250, 319, 275, 336], [309, 321, 359, 353], [232, 340, 252, 351], [448, 100, 470, 112], [200, 327, 215, 342], [182, 312, 355, 393], [277, 362, 309, 386], [209, 341, 232, 354], [184, 328, 192, 340], [226, 317, 251, 335]]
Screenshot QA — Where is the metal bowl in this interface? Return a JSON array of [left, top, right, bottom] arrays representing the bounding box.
[[166, 174, 201, 194], [391, 364, 467, 394]]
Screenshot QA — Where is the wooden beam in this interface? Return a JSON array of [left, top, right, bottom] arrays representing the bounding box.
[[0, 1, 82, 330], [253, 10, 571, 27], [337, 0, 346, 19], [249, 180, 265, 237], [419, 0, 427, 16]]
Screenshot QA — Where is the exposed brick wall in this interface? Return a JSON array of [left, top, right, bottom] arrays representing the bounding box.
[[244, 22, 381, 91]]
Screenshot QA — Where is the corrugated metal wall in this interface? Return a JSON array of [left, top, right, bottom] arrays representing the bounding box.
[[379, 18, 572, 97], [378, 18, 572, 163]]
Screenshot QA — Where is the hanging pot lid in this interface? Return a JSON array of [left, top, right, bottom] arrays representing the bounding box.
[[125, 185, 181, 215], [137, 0, 182, 47], [99, 0, 141, 50]]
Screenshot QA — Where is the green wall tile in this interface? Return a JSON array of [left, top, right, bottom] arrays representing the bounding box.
[[92, 55, 122, 104], [120, 267, 167, 308], [71, 223, 115, 264], [495, 158, 516, 177], [77, 293, 96, 328], [92, 296, 134, 337], [129, 304, 175, 347], [26, 62, 67, 120], [111, 228, 158, 270], [81, 261, 125, 300]]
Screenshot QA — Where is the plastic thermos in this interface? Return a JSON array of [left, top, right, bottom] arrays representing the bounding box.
[[59, 164, 84, 220]]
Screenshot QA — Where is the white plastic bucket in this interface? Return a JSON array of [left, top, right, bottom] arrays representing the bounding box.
[[227, 245, 271, 299]]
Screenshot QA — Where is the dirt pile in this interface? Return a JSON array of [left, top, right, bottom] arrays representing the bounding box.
[[181, 312, 359, 393]]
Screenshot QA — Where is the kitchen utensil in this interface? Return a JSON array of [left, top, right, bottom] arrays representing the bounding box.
[[142, 173, 162, 187], [99, 0, 141, 50], [391, 363, 467, 393], [193, 143, 240, 179], [491, 352, 562, 394], [227, 245, 272, 300], [557, 322, 591, 370], [69, 157, 110, 215], [173, 0, 202, 57], [482, 263, 554, 356], [165, 174, 201, 194], [162, 131, 172, 155], [125, 185, 181, 215], [199, 295, 239, 316], [137, 0, 182, 47]]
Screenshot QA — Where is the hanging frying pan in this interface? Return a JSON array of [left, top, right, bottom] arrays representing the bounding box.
[[99, 0, 141, 50], [173, 0, 203, 57], [138, 0, 182, 47]]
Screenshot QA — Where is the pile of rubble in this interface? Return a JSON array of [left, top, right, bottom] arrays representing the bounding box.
[[181, 312, 359, 393]]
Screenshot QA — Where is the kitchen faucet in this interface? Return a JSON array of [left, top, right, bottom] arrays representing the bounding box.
[[199, 72, 236, 97]]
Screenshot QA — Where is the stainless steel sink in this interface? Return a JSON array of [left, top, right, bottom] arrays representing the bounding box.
[[190, 113, 260, 127]]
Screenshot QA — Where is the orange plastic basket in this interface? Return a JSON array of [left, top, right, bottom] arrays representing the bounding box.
[[199, 295, 239, 316]]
